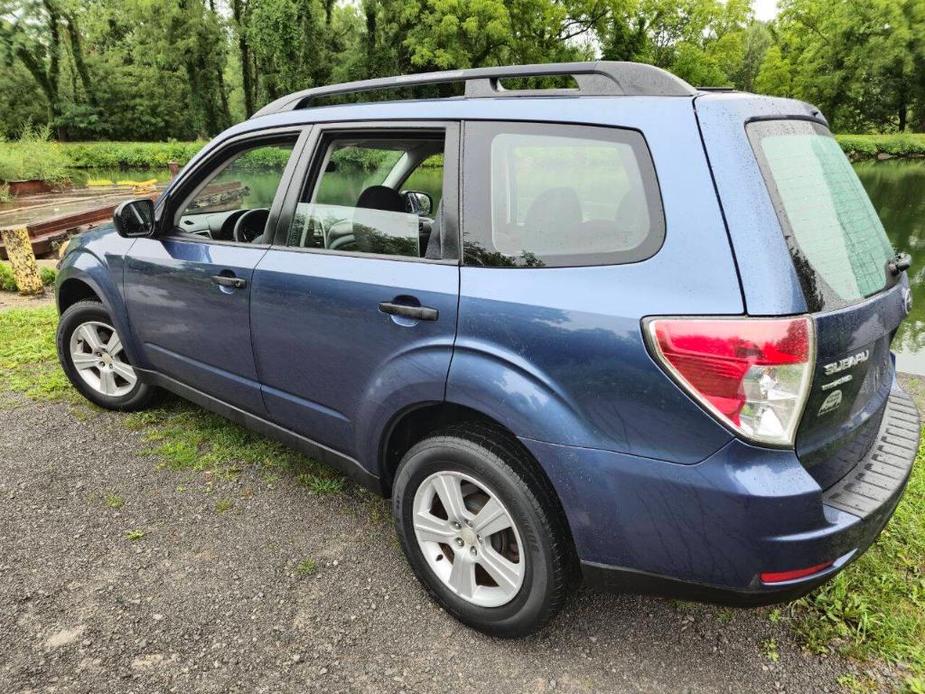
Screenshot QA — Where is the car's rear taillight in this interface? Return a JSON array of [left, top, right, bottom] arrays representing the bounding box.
[[760, 561, 833, 584], [645, 316, 814, 446]]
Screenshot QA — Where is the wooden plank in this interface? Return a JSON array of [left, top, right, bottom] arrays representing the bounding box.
[[0, 190, 160, 259]]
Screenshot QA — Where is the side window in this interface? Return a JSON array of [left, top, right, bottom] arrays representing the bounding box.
[[175, 140, 296, 243], [463, 122, 664, 267], [286, 133, 449, 260]]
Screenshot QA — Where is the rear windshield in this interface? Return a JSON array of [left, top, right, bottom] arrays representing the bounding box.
[[747, 120, 894, 312]]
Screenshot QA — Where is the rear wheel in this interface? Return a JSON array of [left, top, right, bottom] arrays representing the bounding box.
[[56, 300, 157, 411], [392, 425, 575, 637]]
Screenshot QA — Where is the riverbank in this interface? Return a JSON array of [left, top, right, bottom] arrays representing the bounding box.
[[61, 135, 925, 168], [836, 134, 925, 160], [58, 134, 925, 168], [3, 133, 925, 192]]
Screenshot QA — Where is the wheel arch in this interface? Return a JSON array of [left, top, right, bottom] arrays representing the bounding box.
[[57, 277, 102, 313], [56, 256, 146, 369], [378, 401, 579, 562]]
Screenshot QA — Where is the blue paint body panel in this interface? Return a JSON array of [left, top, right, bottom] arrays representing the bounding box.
[[249, 249, 459, 460], [55, 85, 918, 600]]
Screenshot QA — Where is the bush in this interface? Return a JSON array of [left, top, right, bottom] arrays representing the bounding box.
[[0, 124, 70, 184], [59, 141, 206, 169], [835, 134, 925, 160], [0, 263, 16, 291], [0, 263, 55, 292]]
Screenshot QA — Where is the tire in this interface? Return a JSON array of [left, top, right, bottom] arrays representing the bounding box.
[[56, 300, 157, 411], [392, 424, 576, 637]]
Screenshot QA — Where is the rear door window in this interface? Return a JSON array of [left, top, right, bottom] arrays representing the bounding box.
[[463, 121, 664, 267], [747, 120, 894, 311], [285, 133, 448, 259]]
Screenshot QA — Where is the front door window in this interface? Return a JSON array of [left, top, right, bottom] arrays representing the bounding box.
[[175, 141, 296, 244]]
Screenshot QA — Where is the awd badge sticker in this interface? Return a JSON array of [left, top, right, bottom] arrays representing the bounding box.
[[818, 389, 843, 416]]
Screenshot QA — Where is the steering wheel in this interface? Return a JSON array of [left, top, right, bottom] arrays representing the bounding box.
[[325, 218, 355, 251], [233, 208, 270, 243]]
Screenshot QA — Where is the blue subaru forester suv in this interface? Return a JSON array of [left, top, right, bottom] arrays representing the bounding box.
[[55, 62, 919, 637]]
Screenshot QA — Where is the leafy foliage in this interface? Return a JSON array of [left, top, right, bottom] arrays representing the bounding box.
[[0, 123, 69, 183], [756, 0, 925, 132], [0, 0, 922, 138], [59, 141, 206, 169]]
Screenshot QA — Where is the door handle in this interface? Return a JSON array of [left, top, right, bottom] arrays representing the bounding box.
[[378, 302, 438, 321], [211, 275, 247, 289]]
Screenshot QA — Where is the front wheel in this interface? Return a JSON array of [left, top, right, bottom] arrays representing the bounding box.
[[392, 425, 576, 637], [56, 300, 157, 411]]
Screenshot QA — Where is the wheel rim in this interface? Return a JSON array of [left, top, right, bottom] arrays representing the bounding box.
[[68, 320, 137, 398], [412, 471, 525, 608]]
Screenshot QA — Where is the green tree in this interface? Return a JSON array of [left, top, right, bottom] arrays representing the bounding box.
[[763, 0, 925, 132], [601, 0, 755, 88]]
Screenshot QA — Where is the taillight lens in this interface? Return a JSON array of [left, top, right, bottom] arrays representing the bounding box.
[[645, 316, 814, 446]]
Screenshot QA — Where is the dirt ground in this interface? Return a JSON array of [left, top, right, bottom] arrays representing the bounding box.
[[0, 259, 58, 312], [0, 386, 897, 693], [0, 290, 55, 312]]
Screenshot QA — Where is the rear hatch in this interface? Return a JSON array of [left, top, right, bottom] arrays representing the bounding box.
[[697, 95, 910, 488]]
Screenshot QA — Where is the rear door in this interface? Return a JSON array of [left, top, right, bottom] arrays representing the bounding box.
[[250, 122, 460, 461], [746, 118, 907, 486], [698, 95, 910, 487]]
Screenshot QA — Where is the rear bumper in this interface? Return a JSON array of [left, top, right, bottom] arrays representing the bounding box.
[[520, 384, 919, 603]]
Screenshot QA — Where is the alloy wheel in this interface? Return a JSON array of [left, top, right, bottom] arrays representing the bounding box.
[[68, 320, 137, 398], [412, 470, 525, 608]]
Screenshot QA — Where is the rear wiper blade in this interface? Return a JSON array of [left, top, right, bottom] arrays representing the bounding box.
[[888, 252, 912, 276]]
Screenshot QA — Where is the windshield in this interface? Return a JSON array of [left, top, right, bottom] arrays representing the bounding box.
[[747, 120, 894, 312]]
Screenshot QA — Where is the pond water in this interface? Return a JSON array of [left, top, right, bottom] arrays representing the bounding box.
[[855, 160, 925, 375], [77, 160, 925, 372]]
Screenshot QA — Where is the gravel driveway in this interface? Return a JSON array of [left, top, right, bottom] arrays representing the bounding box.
[[0, 392, 880, 692]]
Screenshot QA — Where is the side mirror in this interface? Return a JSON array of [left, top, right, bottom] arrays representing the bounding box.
[[113, 198, 156, 238], [402, 190, 433, 217]]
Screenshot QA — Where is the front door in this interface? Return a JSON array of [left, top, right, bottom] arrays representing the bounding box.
[[125, 132, 303, 413], [250, 123, 460, 463]]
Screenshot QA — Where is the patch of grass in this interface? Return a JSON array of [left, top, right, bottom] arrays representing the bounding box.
[[215, 498, 233, 513], [763, 637, 780, 663], [296, 472, 345, 495], [836, 673, 879, 693], [125, 529, 145, 541], [0, 307, 72, 400], [787, 441, 925, 685], [295, 558, 317, 576], [104, 493, 124, 509], [127, 399, 343, 492]]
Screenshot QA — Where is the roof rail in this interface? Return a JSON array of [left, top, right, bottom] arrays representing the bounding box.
[[251, 61, 697, 118]]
